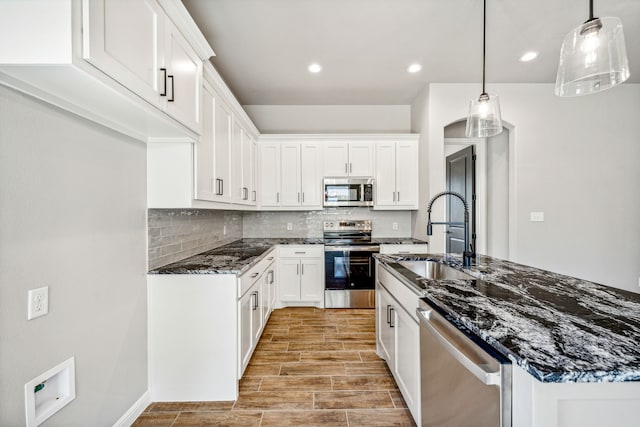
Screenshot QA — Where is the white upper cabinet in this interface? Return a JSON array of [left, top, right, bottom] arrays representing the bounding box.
[[241, 133, 254, 204], [194, 84, 216, 201], [231, 119, 244, 204], [83, 0, 164, 105], [280, 144, 302, 207], [163, 19, 203, 133], [257, 140, 324, 210], [84, 0, 203, 134], [374, 140, 419, 210], [348, 142, 375, 177], [300, 143, 323, 207], [323, 142, 374, 177], [258, 143, 281, 207], [214, 97, 233, 202]]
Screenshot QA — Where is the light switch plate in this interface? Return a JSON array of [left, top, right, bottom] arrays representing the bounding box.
[[530, 212, 544, 222], [28, 286, 49, 320], [392, 222, 398, 230]]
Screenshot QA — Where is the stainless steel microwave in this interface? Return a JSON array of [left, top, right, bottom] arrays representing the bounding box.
[[323, 178, 374, 207]]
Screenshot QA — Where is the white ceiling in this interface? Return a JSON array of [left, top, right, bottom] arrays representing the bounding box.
[[182, 0, 640, 105]]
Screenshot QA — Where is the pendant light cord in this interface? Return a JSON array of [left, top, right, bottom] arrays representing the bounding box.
[[482, 0, 487, 96], [588, 0, 594, 20]]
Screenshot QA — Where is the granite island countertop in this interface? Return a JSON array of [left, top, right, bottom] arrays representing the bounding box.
[[375, 253, 640, 384], [149, 237, 427, 275]]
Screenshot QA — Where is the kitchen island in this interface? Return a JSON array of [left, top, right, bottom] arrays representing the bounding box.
[[375, 253, 640, 427]]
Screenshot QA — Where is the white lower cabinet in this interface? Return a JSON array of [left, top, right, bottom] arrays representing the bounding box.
[[278, 246, 324, 307], [148, 248, 276, 401], [376, 264, 421, 424]]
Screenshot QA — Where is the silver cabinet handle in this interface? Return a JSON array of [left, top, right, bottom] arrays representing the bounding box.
[[252, 190, 257, 202], [301, 263, 304, 275], [397, 191, 400, 202], [389, 306, 395, 328], [276, 192, 279, 203], [296, 264, 299, 275], [250, 272, 259, 279], [350, 163, 352, 173], [298, 192, 300, 202], [393, 192, 396, 202], [386, 305, 391, 325], [417, 308, 501, 386], [252, 291, 258, 310], [302, 192, 305, 203], [267, 257, 274, 261], [294, 251, 306, 254], [268, 270, 274, 284], [345, 163, 348, 173]]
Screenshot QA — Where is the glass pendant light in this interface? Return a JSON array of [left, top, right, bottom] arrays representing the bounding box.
[[555, 0, 630, 97], [466, 0, 503, 138]]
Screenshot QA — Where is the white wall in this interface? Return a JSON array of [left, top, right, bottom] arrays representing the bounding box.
[[426, 83, 640, 293], [0, 86, 148, 425], [243, 105, 411, 133], [410, 85, 430, 241]]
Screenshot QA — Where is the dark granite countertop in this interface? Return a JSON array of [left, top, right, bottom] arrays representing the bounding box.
[[372, 238, 428, 244], [375, 253, 640, 384], [149, 238, 324, 275], [149, 237, 426, 275]]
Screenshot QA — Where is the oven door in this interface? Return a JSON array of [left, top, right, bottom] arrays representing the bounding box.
[[324, 247, 378, 290]]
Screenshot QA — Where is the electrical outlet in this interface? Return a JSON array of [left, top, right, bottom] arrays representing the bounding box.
[[28, 286, 49, 320], [286, 223, 293, 231], [530, 212, 544, 222], [392, 222, 398, 230]]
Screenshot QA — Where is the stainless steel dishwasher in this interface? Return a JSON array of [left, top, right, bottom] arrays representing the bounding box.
[[417, 299, 511, 427]]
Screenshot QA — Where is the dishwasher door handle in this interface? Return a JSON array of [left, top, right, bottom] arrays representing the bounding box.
[[417, 308, 501, 386]]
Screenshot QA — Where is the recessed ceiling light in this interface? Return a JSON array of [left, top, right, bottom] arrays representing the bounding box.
[[308, 63, 322, 73], [407, 63, 422, 73], [519, 51, 539, 62]]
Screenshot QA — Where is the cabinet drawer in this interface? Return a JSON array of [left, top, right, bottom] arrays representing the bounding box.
[[379, 244, 429, 255], [239, 248, 276, 297], [278, 245, 323, 258], [377, 263, 421, 322]]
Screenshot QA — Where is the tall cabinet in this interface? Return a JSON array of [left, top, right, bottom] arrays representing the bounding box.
[[375, 140, 419, 209]]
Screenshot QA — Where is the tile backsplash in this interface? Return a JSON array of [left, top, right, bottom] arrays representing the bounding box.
[[242, 208, 412, 238], [148, 209, 242, 269]]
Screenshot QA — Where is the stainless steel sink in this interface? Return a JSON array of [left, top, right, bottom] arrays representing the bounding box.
[[398, 260, 474, 280]]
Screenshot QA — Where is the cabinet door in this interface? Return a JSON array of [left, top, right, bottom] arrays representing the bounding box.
[[395, 142, 419, 208], [377, 286, 396, 364], [238, 290, 254, 375], [375, 142, 397, 206], [231, 120, 244, 203], [300, 143, 323, 207], [164, 20, 202, 133], [242, 134, 254, 204], [260, 274, 270, 327], [279, 259, 301, 301], [349, 142, 375, 177], [395, 307, 420, 421], [251, 139, 258, 204], [280, 143, 301, 206], [258, 143, 281, 207], [194, 85, 215, 201], [214, 98, 232, 202], [83, 0, 163, 105], [251, 288, 262, 346], [267, 267, 276, 312], [300, 258, 323, 302], [323, 142, 349, 177]]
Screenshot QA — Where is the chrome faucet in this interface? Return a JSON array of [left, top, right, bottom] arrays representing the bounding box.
[[426, 191, 475, 267]]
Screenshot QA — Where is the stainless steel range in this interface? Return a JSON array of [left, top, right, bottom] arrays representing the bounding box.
[[323, 220, 379, 308]]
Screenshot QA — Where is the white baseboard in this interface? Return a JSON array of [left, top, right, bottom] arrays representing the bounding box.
[[112, 390, 151, 427]]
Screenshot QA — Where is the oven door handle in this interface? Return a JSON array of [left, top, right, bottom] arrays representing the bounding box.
[[324, 245, 380, 252]]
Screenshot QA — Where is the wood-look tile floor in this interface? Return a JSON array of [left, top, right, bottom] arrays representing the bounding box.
[[133, 307, 416, 426]]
